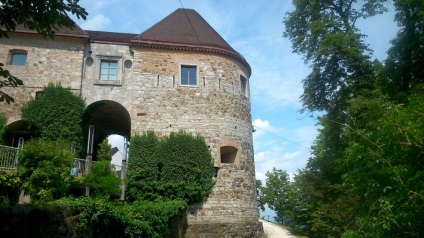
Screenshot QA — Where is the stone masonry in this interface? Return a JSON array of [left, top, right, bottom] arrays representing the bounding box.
[[0, 9, 263, 237]]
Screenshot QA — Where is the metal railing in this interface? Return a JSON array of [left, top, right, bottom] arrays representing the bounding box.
[[70, 158, 87, 177], [70, 159, 124, 178], [0, 145, 20, 172]]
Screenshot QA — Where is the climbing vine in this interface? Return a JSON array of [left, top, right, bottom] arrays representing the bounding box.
[[127, 130, 214, 203], [21, 83, 85, 152]]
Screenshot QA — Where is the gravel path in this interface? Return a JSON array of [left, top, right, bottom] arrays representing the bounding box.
[[260, 219, 297, 238]]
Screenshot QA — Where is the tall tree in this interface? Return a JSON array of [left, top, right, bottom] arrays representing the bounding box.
[[384, 0, 424, 99], [0, 0, 88, 104], [283, 1, 389, 236]]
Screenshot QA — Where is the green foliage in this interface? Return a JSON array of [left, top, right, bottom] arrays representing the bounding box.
[[55, 197, 187, 238], [97, 139, 112, 162], [284, 0, 386, 112], [0, 62, 24, 104], [282, 0, 424, 237], [84, 160, 121, 197], [0, 0, 87, 38], [127, 130, 214, 204], [18, 139, 75, 203], [0, 171, 21, 206], [0, 112, 6, 144], [384, 0, 424, 99], [0, 203, 77, 237], [344, 92, 424, 237], [127, 131, 160, 182], [21, 83, 85, 152]]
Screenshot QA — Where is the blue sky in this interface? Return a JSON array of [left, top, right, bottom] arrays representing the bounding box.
[[72, 0, 399, 220]]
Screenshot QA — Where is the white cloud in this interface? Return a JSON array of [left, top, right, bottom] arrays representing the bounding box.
[[80, 14, 111, 30]]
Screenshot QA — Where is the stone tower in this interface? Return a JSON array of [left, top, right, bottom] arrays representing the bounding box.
[[0, 8, 262, 237]]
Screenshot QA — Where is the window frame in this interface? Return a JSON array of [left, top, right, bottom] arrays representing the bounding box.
[[93, 56, 123, 86], [180, 64, 198, 86], [9, 49, 28, 66], [100, 60, 118, 81]]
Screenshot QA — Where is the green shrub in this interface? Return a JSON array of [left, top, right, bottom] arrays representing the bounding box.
[[21, 83, 85, 153], [18, 139, 75, 203], [0, 171, 21, 206], [127, 130, 214, 203], [127, 131, 160, 182], [84, 160, 121, 197], [55, 197, 186, 238]]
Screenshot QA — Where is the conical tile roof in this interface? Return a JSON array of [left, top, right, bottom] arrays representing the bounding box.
[[131, 8, 250, 73]]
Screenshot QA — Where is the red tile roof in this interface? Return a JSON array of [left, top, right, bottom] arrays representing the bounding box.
[[86, 30, 138, 45], [12, 23, 88, 38], [130, 8, 250, 74]]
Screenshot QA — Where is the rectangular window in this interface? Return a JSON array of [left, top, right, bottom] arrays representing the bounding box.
[[181, 65, 197, 86], [100, 60, 118, 80], [11, 53, 27, 66], [240, 75, 248, 96]]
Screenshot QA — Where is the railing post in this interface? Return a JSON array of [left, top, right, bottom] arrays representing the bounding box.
[[84, 125, 95, 196], [120, 138, 129, 201]]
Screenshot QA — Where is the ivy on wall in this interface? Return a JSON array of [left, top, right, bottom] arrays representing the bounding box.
[[127, 130, 214, 204], [21, 83, 85, 152]]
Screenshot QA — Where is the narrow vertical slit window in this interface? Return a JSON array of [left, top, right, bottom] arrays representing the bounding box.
[[157, 75, 160, 87], [173, 75, 175, 88], [240, 75, 248, 97]]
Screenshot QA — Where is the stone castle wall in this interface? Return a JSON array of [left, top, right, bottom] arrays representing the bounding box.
[[0, 33, 85, 123], [1, 35, 261, 236], [82, 44, 259, 225]]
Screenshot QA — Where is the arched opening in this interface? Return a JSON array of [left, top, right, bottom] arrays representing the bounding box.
[[108, 134, 126, 167], [82, 100, 131, 161], [4, 120, 35, 147], [220, 146, 238, 163]]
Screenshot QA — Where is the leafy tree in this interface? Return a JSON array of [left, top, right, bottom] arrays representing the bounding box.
[[284, 0, 387, 113], [18, 139, 75, 203], [0, 0, 88, 104], [384, 0, 424, 99], [255, 179, 265, 211], [260, 168, 298, 226], [344, 92, 424, 237], [21, 83, 85, 152], [97, 138, 112, 162], [0, 66, 22, 104], [283, 0, 424, 237]]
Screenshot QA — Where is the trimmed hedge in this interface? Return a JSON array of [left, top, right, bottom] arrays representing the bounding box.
[[127, 130, 214, 204], [0, 198, 187, 238]]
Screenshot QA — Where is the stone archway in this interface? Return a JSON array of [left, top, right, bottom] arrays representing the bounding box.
[[82, 100, 131, 160]]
